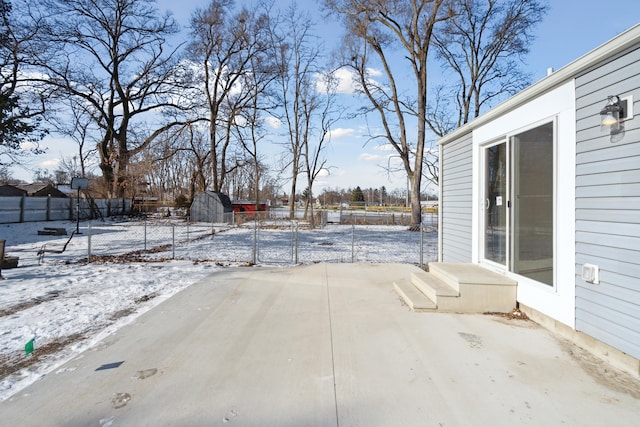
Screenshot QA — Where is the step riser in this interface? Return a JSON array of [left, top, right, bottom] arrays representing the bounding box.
[[433, 284, 517, 313]]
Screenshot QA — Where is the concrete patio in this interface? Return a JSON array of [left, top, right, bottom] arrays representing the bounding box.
[[1, 263, 638, 426]]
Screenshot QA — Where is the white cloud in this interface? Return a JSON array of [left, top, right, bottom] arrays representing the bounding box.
[[313, 68, 357, 94], [40, 158, 61, 169], [319, 67, 385, 95], [334, 68, 358, 94], [265, 116, 282, 129], [366, 67, 383, 77], [329, 127, 355, 140]]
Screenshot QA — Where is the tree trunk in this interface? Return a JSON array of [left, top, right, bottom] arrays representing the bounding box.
[[210, 127, 219, 192], [308, 192, 315, 228], [409, 173, 421, 231]]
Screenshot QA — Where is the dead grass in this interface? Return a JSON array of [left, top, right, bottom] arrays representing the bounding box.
[[0, 333, 85, 380], [0, 291, 62, 318]]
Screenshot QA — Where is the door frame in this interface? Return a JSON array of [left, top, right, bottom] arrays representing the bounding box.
[[478, 118, 557, 287]]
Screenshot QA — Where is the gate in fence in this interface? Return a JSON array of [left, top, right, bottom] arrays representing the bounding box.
[[254, 221, 299, 264]]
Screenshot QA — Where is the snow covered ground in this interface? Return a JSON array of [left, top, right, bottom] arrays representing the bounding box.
[[0, 217, 437, 400]]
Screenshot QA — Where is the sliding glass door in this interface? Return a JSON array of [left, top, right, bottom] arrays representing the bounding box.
[[482, 122, 554, 286], [511, 122, 554, 285], [484, 142, 507, 265]]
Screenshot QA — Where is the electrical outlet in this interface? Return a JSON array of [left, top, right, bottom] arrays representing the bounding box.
[[582, 263, 599, 284]]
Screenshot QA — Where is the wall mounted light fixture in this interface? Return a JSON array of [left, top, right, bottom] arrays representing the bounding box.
[[600, 95, 625, 133]]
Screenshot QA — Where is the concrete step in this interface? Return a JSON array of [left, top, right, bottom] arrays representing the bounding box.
[[428, 263, 518, 313], [393, 278, 436, 312], [395, 263, 519, 313], [410, 270, 458, 303]]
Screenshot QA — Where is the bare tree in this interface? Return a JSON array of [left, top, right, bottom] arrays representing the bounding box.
[[30, 0, 185, 198], [429, 0, 547, 131], [135, 123, 212, 203], [324, 0, 452, 229], [177, 125, 212, 201], [233, 42, 279, 210], [49, 97, 99, 178], [187, 0, 272, 193], [301, 70, 341, 228], [268, 4, 324, 219]]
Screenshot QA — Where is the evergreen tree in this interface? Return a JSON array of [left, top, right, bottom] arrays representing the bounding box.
[[380, 185, 387, 205], [350, 186, 365, 203]]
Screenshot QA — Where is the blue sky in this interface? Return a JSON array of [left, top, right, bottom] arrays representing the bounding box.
[[11, 0, 640, 195]]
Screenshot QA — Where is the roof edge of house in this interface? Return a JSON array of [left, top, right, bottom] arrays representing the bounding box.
[[438, 23, 640, 146]]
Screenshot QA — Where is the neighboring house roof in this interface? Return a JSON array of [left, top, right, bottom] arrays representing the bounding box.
[[438, 23, 640, 146], [14, 183, 68, 198], [0, 184, 27, 196]]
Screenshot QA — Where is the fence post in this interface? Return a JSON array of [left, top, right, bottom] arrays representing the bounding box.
[[172, 225, 175, 260], [144, 216, 147, 251], [420, 221, 424, 268], [252, 223, 257, 264], [351, 222, 355, 263], [87, 223, 92, 263], [294, 221, 299, 264]]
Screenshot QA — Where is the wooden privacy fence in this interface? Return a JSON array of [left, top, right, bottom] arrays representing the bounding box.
[[0, 196, 131, 223]]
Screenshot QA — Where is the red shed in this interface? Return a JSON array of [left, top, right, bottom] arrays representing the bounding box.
[[231, 200, 269, 213]]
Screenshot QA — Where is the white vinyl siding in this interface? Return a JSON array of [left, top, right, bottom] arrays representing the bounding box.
[[440, 133, 473, 263]]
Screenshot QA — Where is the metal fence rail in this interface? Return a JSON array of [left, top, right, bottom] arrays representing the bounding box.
[[81, 223, 437, 267], [29, 212, 438, 267]]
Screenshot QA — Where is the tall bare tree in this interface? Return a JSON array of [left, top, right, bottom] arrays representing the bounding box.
[[428, 0, 547, 133], [301, 70, 341, 228], [48, 97, 100, 178], [30, 0, 185, 198], [325, 0, 452, 229], [268, 4, 324, 219], [187, 0, 272, 193], [232, 40, 279, 209], [134, 123, 213, 203]]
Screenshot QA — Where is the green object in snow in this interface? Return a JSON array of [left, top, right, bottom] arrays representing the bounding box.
[[25, 338, 34, 355]]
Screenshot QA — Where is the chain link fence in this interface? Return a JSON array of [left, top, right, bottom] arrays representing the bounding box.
[[33, 210, 438, 267]]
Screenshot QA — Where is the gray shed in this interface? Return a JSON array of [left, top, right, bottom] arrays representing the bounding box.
[[189, 191, 233, 223]]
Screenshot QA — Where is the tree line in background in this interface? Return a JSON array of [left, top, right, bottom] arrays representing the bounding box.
[[0, 0, 545, 227]]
